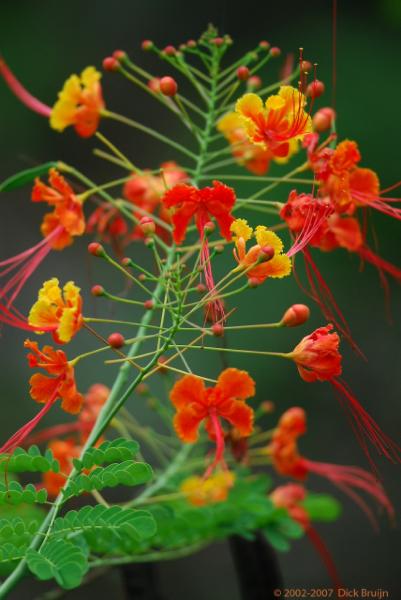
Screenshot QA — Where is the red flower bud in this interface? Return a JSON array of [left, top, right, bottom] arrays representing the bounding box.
[[300, 60, 313, 74], [148, 77, 161, 93], [159, 76, 178, 97], [113, 50, 126, 61], [261, 400, 275, 414], [248, 277, 262, 288], [91, 285, 105, 297], [237, 66, 250, 81], [157, 356, 168, 373], [259, 40, 270, 50], [187, 39, 197, 48], [247, 75, 262, 90], [196, 283, 207, 293], [212, 37, 225, 47], [144, 299, 154, 310], [163, 45, 177, 56], [203, 221, 215, 235], [141, 40, 154, 51], [312, 107, 336, 132], [121, 257, 131, 267], [138, 273, 147, 282], [88, 242, 105, 257], [108, 332, 125, 348], [211, 323, 224, 337], [270, 47, 281, 57], [214, 244, 225, 254], [259, 245, 275, 261], [281, 304, 310, 327], [102, 57, 119, 72], [307, 80, 325, 98], [139, 216, 156, 235]]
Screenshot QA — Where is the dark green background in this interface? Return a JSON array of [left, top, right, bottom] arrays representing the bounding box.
[[1, 0, 400, 598]]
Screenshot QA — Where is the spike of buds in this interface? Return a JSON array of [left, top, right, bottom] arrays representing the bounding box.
[[211, 323, 224, 337], [103, 57, 119, 72], [237, 66, 250, 81], [313, 107, 336, 132], [139, 216, 156, 235], [144, 299, 154, 310], [91, 285, 105, 297], [88, 242, 105, 257], [107, 332, 125, 348], [270, 47, 281, 57], [307, 80, 325, 98], [281, 303, 310, 327], [159, 76, 178, 97], [247, 75, 262, 90], [141, 40, 154, 51]]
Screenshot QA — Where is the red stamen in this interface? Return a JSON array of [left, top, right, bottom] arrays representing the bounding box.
[[306, 527, 342, 590], [0, 57, 51, 118]]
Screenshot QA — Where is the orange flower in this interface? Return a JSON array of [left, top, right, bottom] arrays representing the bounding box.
[[269, 407, 308, 479], [79, 383, 109, 442], [50, 67, 104, 137], [170, 368, 255, 475], [32, 168, 85, 250], [270, 484, 309, 529], [230, 219, 291, 284], [235, 86, 312, 159], [42, 439, 80, 498], [28, 278, 83, 344], [25, 340, 83, 414], [180, 471, 235, 506], [289, 324, 342, 383]]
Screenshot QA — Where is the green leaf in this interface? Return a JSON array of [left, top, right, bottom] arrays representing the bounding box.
[[0, 163, 58, 192], [0, 482, 48, 505], [51, 505, 156, 554], [303, 494, 342, 522], [263, 527, 290, 552], [72, 438, 140, 471], [63, 461, 153, 499], [27, 539, 88, 590], [0, 446, 60, 474]]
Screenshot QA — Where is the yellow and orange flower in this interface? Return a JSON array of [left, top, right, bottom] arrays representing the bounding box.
[[32, 168, 85, 249], [230, 218, 291, 284], [50, 67, 104, 137], [235, 86, 312, 159], [25, 340, 83, 414], [28, 278, 83, 344], [180, 471, 235, 506], [217, 112, 299, 175]]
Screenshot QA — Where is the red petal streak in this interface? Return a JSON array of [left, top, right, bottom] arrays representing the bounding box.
[[306, 527, 343, 591]]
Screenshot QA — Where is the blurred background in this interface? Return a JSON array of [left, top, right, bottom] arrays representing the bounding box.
[[1, 0, 401, 597]]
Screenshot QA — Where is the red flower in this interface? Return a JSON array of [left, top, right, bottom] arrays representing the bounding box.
[[170, 368, 255, 475], [290, 324, 342, 382], [162, 180, 236, 244], [270, 484, 309, 529], [42, 439, 81, 498]]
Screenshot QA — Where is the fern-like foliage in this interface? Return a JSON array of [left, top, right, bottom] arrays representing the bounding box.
[[26, 539, 89, 590], [72, 438, 140, 471], [0, 482, 47, 505], [0, 446, 60, 474], [62, 461, 153, 500]]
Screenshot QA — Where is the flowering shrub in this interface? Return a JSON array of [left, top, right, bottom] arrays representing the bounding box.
[[0, 24, 399, 595]]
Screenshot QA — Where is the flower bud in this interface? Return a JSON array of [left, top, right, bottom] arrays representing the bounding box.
[[102, 57, 118, 72], [159, 76, 178, 97], [148, 77, 161, 93], [259, 245, 275, 262], [157, 356, 168, 373], [187, 39, 197, 48], [211, 323, 224, 337], [212, 37, 225, 46], [108, 332, 125, 348], [312, 107, 336, 132], [144, 299, 154, 310], [248, 277, 261, 288], [261, 400, 275, 414], [214, 244, 225, 254], [237, 66, 250, 81], [196, 283, 207, 293], [203, 221, 215, 236], [139, 216, 156, 235], [259, 40, 270, 50], [121, 257, 131, 267], [91, 285, 105, 297], [270, 47, 281, 57], [141, 40, 154, 51], [144, 236, 154, 247], [247, 75, 262, 90], [281, 304, 310, 327], [307, 80, 325, 98], [163, 45, 177, 56], [88, 242, 105, 257], [113, 50, 126, 61], [138, 273, 147, 282]]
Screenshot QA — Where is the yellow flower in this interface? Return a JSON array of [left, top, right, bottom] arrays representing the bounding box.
[[50, 67, 104, 138], [181, 471, 235, 507], [28, 278, 83, 344], [230, 219, 291, 283]]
